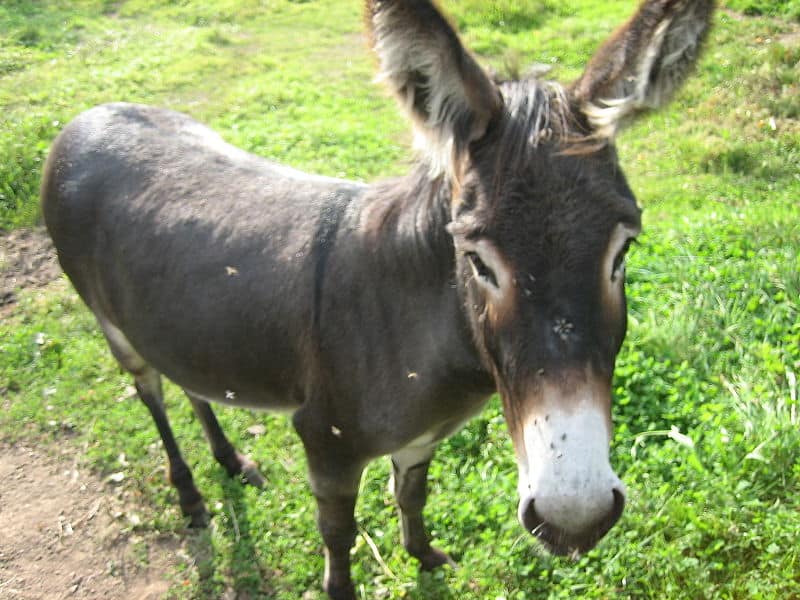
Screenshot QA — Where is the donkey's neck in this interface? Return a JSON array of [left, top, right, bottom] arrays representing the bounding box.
[[358, 162, 455, 282], [351, 163, 492, 392]]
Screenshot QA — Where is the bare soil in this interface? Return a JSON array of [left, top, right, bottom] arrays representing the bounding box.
[[0, 228, 61, 311], [0, 230, 186, 599], [0, 442, 181, 600]]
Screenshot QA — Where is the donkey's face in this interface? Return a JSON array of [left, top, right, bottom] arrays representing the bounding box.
[[449, 83, 641, 553], [368, 0, 712, 555]]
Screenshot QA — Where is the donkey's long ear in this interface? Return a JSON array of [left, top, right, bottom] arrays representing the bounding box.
[[366, 0, 502, 171], [572, 0, 714, 139]]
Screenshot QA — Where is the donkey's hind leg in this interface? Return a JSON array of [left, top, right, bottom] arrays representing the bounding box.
[[185, 393, 266, 487], [97, 318, 209, 527]]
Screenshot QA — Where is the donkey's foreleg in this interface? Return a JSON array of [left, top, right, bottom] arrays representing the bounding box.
[[314, 488, 360, 600], [293, 409, 364, 600], [134, 369, 208, 527], [186, 394, 265, 487], [391, 445, 454, 571], [304, 464, 363, 600], [308, 461, 364, 600]]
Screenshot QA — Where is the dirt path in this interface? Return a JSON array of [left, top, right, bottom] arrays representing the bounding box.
[[1, 230, 185, 599], [0, 442, 182, 600], [0, 228, 61, 311]]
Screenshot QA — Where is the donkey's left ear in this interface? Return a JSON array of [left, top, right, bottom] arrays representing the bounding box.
[[366, 0, 502, 171], [572, 0, 715, 139]]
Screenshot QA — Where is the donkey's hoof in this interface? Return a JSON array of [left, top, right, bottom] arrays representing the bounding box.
[[419, 547, 456, 571], [221, 451, 265, 487], [189, 514, 210, 528], [324, 582, 356, 600], [183, 502, 210, 528], [188, 511, 210, 528], [239, 457, 266, 488]]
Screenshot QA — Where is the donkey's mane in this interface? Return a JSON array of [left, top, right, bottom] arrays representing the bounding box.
[[494, 78, 581, 166], [360, 79, 586, 277], [361, 163, 455, 280], [419, 77, 592, 179]]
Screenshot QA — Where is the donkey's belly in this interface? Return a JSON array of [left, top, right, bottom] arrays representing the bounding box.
[[181, 383, 299, 412]]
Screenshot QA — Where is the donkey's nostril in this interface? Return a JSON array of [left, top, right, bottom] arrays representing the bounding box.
[[519, 496, 543, 535], [609, 487, 625, 525]]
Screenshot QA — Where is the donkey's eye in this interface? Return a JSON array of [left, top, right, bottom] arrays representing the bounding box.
[[612, 238, 634, 280], [465, 251, 499, 288]]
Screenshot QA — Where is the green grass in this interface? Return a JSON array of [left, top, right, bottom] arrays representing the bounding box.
[[2, 0, 800, 598], [725, 0, 800, 20]]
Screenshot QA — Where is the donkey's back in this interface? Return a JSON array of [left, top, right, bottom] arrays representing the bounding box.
[[42, 102, 363, 408]]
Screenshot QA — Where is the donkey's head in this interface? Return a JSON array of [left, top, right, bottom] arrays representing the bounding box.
[[367, 0, 713, 555]]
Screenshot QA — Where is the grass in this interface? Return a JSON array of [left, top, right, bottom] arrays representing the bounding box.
[[725, 0, 800, 20], [2, 0, 799, 598]]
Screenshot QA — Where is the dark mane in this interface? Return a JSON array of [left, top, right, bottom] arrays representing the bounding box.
[[357, 79, 593, 279], [359, 163, 455, 281], [495, 78, 602, 167]]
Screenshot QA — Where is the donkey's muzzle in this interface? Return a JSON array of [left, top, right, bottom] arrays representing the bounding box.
[[518, 487, 625, 555]]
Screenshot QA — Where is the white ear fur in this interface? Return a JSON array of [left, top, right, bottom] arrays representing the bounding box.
[[575, 0, 714, 138], [368, 1, 500, 174]]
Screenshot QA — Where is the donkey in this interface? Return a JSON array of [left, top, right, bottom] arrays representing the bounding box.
[[41, 0, 714, 597]]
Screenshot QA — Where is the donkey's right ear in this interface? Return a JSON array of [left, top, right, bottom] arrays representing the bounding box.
[[366, 0, 502, 171]]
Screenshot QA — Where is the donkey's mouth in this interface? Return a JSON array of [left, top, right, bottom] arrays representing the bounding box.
[[521, 489, 625, 556]]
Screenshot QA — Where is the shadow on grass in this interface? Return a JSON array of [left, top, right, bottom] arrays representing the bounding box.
[[183, 474, 277, 598], [408, 567, 458, 599]]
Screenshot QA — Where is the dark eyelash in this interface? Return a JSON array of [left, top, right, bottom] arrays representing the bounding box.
[[465, 251, 499, 288], [612, 238, 635, 275]]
